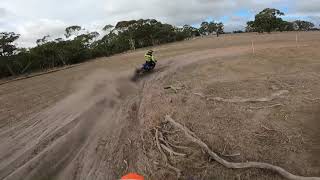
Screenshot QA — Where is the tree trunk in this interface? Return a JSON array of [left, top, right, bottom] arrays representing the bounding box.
[[21, 62, 32, 74], [129, 38, 135, 50], [6, 64, 16, 76]]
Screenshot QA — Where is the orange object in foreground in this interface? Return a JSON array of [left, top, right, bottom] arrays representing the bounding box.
[[121, 173, 144, 180]]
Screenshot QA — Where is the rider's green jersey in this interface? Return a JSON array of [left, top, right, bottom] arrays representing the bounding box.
[[145, 53, 156, 63]]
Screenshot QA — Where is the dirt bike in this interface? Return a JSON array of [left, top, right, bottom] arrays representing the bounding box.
[[131, 62, 156, 81]]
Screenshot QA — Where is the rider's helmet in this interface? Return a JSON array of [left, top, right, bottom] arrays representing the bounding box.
[[147, 50, 154, 55]]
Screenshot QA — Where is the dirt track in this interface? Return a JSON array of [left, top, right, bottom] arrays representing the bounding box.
[[0, 32, 320, 180]]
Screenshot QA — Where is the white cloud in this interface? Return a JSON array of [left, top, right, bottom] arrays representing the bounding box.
[[0, 7, 8, 17], [308, 16, 320, 27], [296, 0, 320, 13], [224, 16, 249, 32], [15, 19, 67, 47]]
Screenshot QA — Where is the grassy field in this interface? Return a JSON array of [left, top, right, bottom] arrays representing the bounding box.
[[0, 31, 319, 180]]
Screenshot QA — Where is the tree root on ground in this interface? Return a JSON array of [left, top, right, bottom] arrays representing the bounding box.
[[165, 115, 320, 180], [164, 85, 184, 93], [155, 128, 181, 178], [249, 103, 284, 110], [160, 144, 187, 157], [193, 92, 206, 98], [162, 129, 181, 134], [221, 144, 241, 157], [304, 97, 320, 101], [261, 125, 276, 131], [194, 90, 289, 103], [158, 131, 187, 157], [221, 152, 241, 157], [166, 140, 190, 150]]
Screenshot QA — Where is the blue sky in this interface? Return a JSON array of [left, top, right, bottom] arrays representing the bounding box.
[[235, 9, 253, 18], [1, 0, 319, 47]]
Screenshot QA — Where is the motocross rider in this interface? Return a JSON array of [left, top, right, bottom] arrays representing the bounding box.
[[144, 50, 157, 69]]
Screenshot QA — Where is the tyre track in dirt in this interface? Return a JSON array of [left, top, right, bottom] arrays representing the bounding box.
[[1, 99, 107, 180], [0, 41, 312, 180], [0, 71, 141, 180]]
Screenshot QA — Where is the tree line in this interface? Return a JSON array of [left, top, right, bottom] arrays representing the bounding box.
[[0, 8, 319, 78], [245, 8, 317, 33], [0, 19, 224, 78]]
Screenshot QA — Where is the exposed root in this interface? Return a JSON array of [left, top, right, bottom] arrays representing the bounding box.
[[221, 153, 241, 157], [220, 145, 241, 157], [168, 136, 182, 145], [259, 125, 292, 143], [155, 128, 181, 178], [275, 81, 295, 90], [166, 141, 190, 150], [304, 97, 320, 101], [193, 92, 206, 98], [194, 90, 289, 103], [155, 129, 167, 161], [162, 129, 181, 135], [124, 160, 128, 172], [141, 133, 148, 156], [261, 125, 276, 132], [160, 144, 187, 157], [165, 115, 320, 180], [209, 90, 289, 103], [254, 133, 269, 138], [158, 131, 168, 144], [164, 85, 183, 93], [158, 132, 188, 156], [249, 103, 284, 110], [222, 144, 227, 155]]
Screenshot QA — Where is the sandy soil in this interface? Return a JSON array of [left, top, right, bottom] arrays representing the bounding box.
[[0, 31, 320, 180]]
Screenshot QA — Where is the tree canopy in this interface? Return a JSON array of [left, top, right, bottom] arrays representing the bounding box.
[[102, 24, 114, 31], [245, 8, 316, 33], [0, 32, 20, 57], [293, 20, 315, 31], [199, 20, 224, 35], [248, 8, 285, 33], [65, 25, 82, 38]]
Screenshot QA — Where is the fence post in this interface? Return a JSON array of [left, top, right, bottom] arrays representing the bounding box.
[[252, 40, 255, 55], [296, 33, 299, 48]]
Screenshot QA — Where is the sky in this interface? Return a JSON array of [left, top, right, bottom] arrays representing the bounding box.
[[1, 0, 320, 47]]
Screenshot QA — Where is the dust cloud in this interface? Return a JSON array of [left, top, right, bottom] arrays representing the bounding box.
[[0, 70, 140, 180]]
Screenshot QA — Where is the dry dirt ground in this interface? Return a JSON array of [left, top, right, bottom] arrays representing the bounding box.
[[0, 32, 320, 180]]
